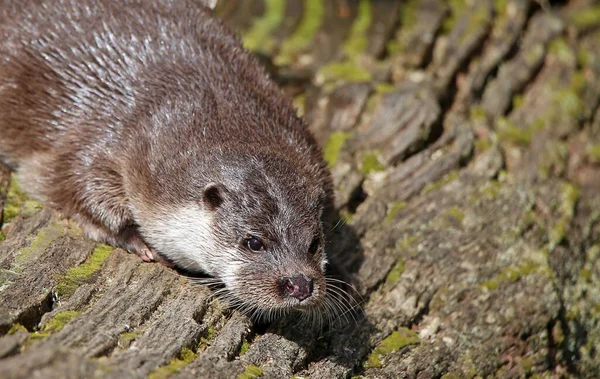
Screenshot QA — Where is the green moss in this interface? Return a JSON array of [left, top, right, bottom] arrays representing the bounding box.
[[384, 259, 405, 287], [399, 0, 418, 29], [441, 0, 467, 34], [363, 91, 384, 116], [118, 331, 138, 348], [422, 170, 459, 194], [568, 4, 600, 29], [386, 40, 404, 55], [516, 209, 540, 236], [548, 38, 575, 63], [561, 182, 579, 220], [237, 365, 263, 379], [14, 222, 67, 269], [21, 224, 65, 256], [552, 323, 565, 346], [570, 70, 587, 93], [512, 94, 524, 110], [502, 267, 522, 282], [593, 303, 600, 318], [579, 267, 592, 282], [198, 326, 217, 351], [538, 141, 569, 180], [360, 153, 385, 174], [474, 138, 492, 154], [549, 183, 579, 248], [179, 348, 197, 362], [479, 180, 501, 199], [29, 332, 50, 341], [481, 262, 537, 291], [323, 132, 351, 167], [589, 244, 600, 261], [386, 201, 407, 223], [56, 244, 113, 297], [460, 5, 490, 43], [529, 372, 556, 379], [315, 0, 374, 88], [293, 94, 305, 117], [339, 208, 354, 224], [395, 234, 419, 257], [496, 117, 532, 146], [239, 340, 250, 355], [243, 0, 285, 54], [0, 231, 5, 242], [8, 323, 27, 334], [316, 61, 372, 84], [375, 83, 395, 94], [442, 206, 464, 225], [577, 49, 590, 68], [365, 328, 420, 368], [27, 310, 82, 342], [441, 374, 463, 379], [387, 0, 418, 54], [43, 311, 81, 333], [530, 118, 547, 132], [494, 0, 508, 14], [470, 105, 488, 121], [553, 89, 584, 119], [343, 0, 372, 57], [148, 348, 198, 379], [525, 44, 544, 65], [519, 356, 534, 374], [481, 278, 500, 291], [22, 200, 43, 218], [274, 0, 324, 66], [365, 353, 382, 369], [440, 0, 489, 40], [3, 174, 42, 222], [3, 204, 20, 222], [206, 326, 216, 340], [514, 262, 534, 277]]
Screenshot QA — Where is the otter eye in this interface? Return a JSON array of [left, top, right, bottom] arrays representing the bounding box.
[[309, 237, 320, 255], [244, 236, 265, 252]]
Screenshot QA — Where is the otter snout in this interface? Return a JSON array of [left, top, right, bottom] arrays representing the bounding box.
[[278, 275, 314, 301]]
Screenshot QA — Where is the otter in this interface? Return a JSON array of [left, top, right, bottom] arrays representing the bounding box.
[[0, 0, 336, 316]]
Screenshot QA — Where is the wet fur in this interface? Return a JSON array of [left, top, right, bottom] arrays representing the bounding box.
[[0, 0, 335, 312]]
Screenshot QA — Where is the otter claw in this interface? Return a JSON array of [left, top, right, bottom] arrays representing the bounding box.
[[111, 225, 157, 263], [137, 247, 155, 262]]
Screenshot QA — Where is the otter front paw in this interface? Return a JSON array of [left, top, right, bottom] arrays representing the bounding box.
[[111, 226, 175, 267], [112, 225, 157, 262], [77, 218, 164, 264]]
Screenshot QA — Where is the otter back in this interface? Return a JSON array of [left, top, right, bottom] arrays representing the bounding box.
[[0, 0, 335, 313]]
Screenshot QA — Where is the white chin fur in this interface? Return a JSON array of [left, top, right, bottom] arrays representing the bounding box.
[[139, 204, 218, 274]]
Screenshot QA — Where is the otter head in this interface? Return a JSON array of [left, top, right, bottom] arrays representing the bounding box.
[[134, 149, 330, 316]]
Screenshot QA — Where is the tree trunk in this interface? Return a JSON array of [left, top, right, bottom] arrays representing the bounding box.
[[1, 1, 600, 378]]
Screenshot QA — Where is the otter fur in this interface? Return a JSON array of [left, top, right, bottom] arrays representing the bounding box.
[[0, 0, 335, 314]]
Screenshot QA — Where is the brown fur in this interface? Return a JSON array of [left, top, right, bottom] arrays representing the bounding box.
[[0, 0, 334, 313]]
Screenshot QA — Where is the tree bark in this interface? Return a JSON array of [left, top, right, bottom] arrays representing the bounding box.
[[1, 1, 600, 378]]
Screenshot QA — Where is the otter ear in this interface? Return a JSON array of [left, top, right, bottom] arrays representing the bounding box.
[[202, 183, 227, 210]]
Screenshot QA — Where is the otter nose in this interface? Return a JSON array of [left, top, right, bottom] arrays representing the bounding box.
[[278, 275, 313, 301]]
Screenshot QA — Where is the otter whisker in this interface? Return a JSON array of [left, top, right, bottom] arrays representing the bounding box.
[[325, 283, 362, 313], [331, 295, 363, 326], [325, 284, 363, 326], [325, 292, 354, 326], [328, 217, 346, 235], [324, 277, 364, 303], [325, 278, 366, 312]]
